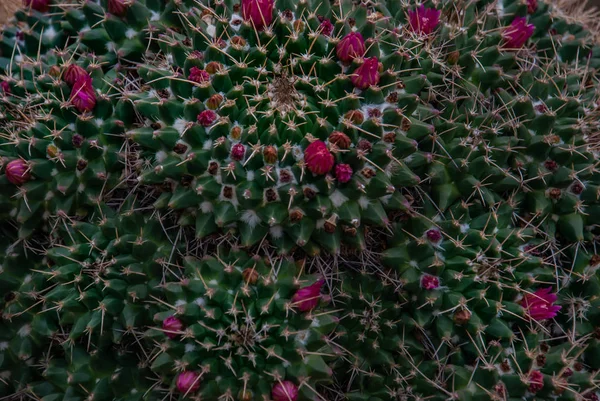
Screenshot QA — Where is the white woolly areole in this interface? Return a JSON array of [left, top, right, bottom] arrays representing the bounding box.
[[155, 151, 168, 163], [200, 201, 213, 213], [270, 226, 284, 239], [126, 29, 137, 39], [173, 118, 188, 135], [240, 210, 261, 228], [17, 324, 31, 338], [202, 140, 213, 150], [43, 26, 57, 41], [329, 190, 348, 208], [358, 196, 370, 209], [194, 298, 206, 307]]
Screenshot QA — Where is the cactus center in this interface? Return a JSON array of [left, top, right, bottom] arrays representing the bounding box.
[[267, 73, 300, 114]]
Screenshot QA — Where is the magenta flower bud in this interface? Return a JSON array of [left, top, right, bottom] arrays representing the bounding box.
[[176, 371, 201, 394], [108, 0, 130, 17], [23, 0, 50, 12], [1, 81, 11, 95], [520, 287, 561, 321], [63, 64, 90, 87], [197, 110, 218, 127], [528, 370, 544, 393], [162, 316, 183, 339], [241, 0, 274, 30], [527, 0, 538, 14], [425, 228, 442, 243], [188, 67, 210, 84], [336, 32, 366, 63], [420, 274, 439, 290], [304, 141, 334, 175], [351, 57, 380, 90], [231, 143, 245, 161], [272, 381, 299, 401], [408, 6, 441, 35], [335, 164, 353, 183], [319, 18, 334, 36], [502, 17, 534, 49], [5, 159, 31, 185], [292, 280, 323, 312], [70, 78, 96, 113]]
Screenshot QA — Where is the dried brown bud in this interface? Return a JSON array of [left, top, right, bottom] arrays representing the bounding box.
[[242, 268, 258, 285]]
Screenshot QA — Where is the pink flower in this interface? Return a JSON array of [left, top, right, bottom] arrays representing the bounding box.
[[188, 67, 210, 84], [70, 78, 96, 113], [63, 65, 90, 87], [108, 0, 130, 17], [162, 316, 183, 339], [1, 81, 10, 95], [304, 141, 334, 175], [292, 280, 323, 312], [231, 143, 245, 161], [5, 159, 31, 185], [408, 6, 441, 35], [335, 164, 353, 183], [272, 381, 299, 401], [527, 0, 538, 14], [351, 57, 380, 90], [420, 274, 439, 290], [520, 287, 561, 321], [319, 18, 334, 36], [528, 370, 544, 393], [502, 17, 534, 49], [197, 110, 217, 127], [336, 32, 366, 63], [23, 0, 50, 12], [242, 0, 274, 30], [176, 371, 201, 394], [425, 228, 442, 243]]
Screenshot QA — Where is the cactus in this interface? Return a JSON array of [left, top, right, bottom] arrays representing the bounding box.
[[146, 250, 337, 400], [0, 0, 600, 400]]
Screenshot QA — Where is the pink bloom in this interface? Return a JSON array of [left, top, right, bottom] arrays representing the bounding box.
[[23, 0, 50, 12], [420, 274, 439, 290], [292, 280, 323, 312], [188, 67, 210, 84], [162, 316, 183, 339], [502, 17, 534, 49], [176, 371, 201, 394], [527, 0, 538, 14], [528, 370, 544, 393], [70, 78, 96, 113], [336, 32, 366, 63], [1, 81, 10, 95], [5, 159, 31, 185], [408, 6, 441, 35], [197, 110, 217, 127], [304, 141, 334, 175], [272, 381, 299, 401], [108, 0, 130, 17], [351, 57, 380, 90], [231, 143, 245, 161], [520, 287, 561, 321], [241, 0, 274, 30], [335, 164, 353, 183], [319, 18, 334, 36], [425, 228, 442, 243], [63, 65, 90, 87]]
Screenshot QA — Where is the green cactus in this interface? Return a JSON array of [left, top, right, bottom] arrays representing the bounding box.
[[0, 0, 599, 400], [146, 250, 337, 400]]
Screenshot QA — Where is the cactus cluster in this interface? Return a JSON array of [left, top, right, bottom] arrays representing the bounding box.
[[1, 0, 600, 400]]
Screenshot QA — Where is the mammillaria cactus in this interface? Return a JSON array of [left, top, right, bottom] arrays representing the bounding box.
[[0, 0, 600, 400]]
